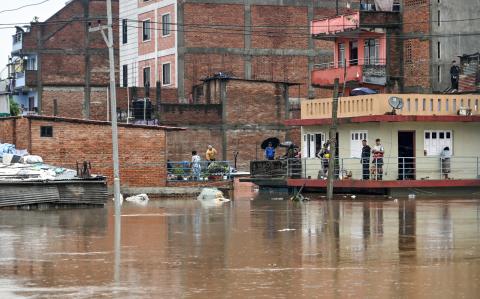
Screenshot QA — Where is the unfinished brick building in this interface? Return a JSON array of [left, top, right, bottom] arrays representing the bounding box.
[[9, 0, 119, 120], [119, 0, 354, 100]]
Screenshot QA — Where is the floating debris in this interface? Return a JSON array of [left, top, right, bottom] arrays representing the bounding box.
[[278, 228, 296, 232], [126, 194, 149, 206]]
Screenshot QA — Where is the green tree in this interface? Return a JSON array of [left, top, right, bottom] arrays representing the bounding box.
[[9, 99, 20, 116]]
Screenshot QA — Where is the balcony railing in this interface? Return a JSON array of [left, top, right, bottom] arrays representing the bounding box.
[[12, 32, 23, 53], [360, 0, 401, 12], [302, 94, 480, 119], [167, 160, 233, 182], [312, 58, 386, 86], [287, 156, 480, 181]]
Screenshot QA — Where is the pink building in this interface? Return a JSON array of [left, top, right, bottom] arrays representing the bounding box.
[[120, 0, 177, 91], [310, 2, 402, 95]]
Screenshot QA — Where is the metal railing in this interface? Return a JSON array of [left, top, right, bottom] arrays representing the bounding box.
[[284, 156, 480, 181], [360, 0, 401, 12], [167, 160, 233, 182], [314, 58, 386, 70]]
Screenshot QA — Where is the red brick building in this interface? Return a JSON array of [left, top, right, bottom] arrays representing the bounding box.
[[9, 0, 119, 120], [119, 0, 353, 101], [0, 115, 181, 191], [310, 0, 480, 94]]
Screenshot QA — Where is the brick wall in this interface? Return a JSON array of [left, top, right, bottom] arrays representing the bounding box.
[[159, 104, 222, 125], [166, 128, 223, 162], [0, 118, 15, 144], [403, 39, 431, 90], [251, 5, 308, 50], [1, 116, 170, 189], [225, 80, 286, 125], [183, 3, 244, 48]]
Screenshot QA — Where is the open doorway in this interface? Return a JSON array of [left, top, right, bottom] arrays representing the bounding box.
[[350, 41, 358, 65], [398, 131, 415, 180]]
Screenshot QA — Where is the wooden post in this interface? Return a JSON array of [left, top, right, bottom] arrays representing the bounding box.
[[327, 78, 340, 200]]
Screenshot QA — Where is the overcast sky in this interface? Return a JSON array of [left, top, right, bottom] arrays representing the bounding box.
[[0, 0, 67, 78]]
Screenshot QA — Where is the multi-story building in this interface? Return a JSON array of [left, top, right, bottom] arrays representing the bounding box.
[[119, 0, 351, 101], [310, 0, 480, 94], [8, 0, 119, 119]]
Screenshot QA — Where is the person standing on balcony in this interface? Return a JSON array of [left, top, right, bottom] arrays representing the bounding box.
[[450, 60, 461, 91], [317, 142, 330, 179], [361, 139, 371, 180], [372, 138, 385, 180], [265, 142, 275, 160], [206, 145, 217, 165], [440, 147, 451, 179]]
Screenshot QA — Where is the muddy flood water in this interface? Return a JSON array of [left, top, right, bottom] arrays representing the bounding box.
[[1, 190, 480, 298]]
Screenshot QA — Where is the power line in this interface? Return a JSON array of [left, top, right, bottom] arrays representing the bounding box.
[[0, 0, 52, 15]]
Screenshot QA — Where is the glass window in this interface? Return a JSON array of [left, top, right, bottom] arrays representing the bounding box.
[[439, 132, 444, 139], [425, 132, 430, 139], [162, 63, 171, 85], [142, 20, 151, 41], [143, 67, 150, 87], [162, 14, 171, 36], [432, 132, 437, 139], [122, 19, 128, 44], [122, 65, 128, 87], [40, 126, 53, 137]]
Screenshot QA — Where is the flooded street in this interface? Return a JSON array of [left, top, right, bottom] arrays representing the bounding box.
[[1, 193, 480, 298]]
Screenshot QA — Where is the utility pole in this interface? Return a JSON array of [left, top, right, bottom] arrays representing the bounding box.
[[327, 78, 339, 200], [89, 1, 121, 214]]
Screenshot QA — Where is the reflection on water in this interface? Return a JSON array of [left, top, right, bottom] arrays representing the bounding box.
[[1, 196, 480, 298]]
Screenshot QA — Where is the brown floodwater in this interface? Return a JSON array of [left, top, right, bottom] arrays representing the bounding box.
[[1, 190, 480, 298]]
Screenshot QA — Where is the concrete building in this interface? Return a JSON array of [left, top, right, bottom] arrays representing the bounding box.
[[286, 93, 480, 195], [119, 0, 353, 101], [8, 0, 119, 119], [310, 0, 480, 94]]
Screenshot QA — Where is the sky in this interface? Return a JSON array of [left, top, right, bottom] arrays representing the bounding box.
[[0, 0, 68, 78]]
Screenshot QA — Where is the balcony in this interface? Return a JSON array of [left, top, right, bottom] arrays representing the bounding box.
[[13, 70, 37, 89], [12, 32, 23, 54], [312, 58, 386, 86], [301, 94, 480, 120], [311, 4, 400, 40]]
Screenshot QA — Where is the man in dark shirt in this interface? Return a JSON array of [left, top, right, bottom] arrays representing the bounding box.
[[361, 139, 371, 180], [450, 60, 461, 90]]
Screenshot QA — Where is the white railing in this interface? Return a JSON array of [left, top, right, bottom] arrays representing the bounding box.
[[286, 156, 480, 181]]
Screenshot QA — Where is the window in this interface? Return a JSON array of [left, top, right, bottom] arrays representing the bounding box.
[[437, 65, 441, 82], [142, 20, 151, 41], [162, 63, 171, 85], [437, 41, 441, 59], [162, 14, 170, 36], [143, 67, 150, 87], [350, 131, 368, 158], [40, 126, 53, 137], [122, 19, 128, 44], [303, 133, 325, 158], [26, 56, 37, 71], [364, 39, 379, 65], [122, 65, 128, 87], [437, 10, 441, 26], [424, 130, 452, 156]]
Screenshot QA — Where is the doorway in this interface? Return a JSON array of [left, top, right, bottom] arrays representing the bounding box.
[[350, 41, 358, 65], [398, 131, 415, 180]]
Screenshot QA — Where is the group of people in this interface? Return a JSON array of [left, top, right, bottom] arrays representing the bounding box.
[[190, 145, 218, 180], [264, 143, 300, 160], [361, 139, 385, 180]]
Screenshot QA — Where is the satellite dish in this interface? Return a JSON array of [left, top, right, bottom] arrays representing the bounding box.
[[388, 96, 403, 109], [388, 96, 403, 115]]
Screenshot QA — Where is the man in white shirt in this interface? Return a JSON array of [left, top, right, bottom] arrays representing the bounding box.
[[372, 138, 385, 180]]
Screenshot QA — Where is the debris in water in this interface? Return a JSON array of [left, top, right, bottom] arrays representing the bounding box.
[[271, 197, 284, 201], [125, 194, 149, 206], [277, 228, 296, 232], [408, 194, 416, 199], [351, 195, 357, 199], [197, 188, 230, 204]]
